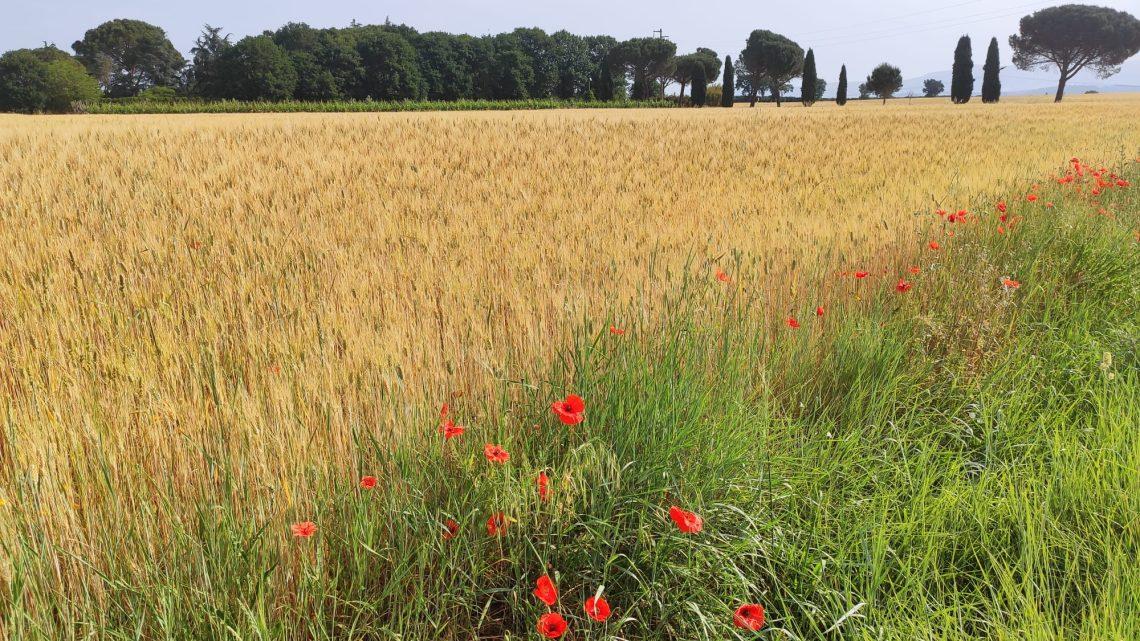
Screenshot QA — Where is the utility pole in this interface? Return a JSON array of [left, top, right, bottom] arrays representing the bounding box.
[[652, 29, 671, 99]]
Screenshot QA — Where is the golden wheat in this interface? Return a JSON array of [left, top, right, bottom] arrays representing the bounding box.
[[0, 94, 1137, 593]]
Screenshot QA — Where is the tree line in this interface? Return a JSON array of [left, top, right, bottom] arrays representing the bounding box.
[[1, 4, 1137, 113]]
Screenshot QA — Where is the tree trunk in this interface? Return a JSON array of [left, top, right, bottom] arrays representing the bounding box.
[[749, 90, 757, 107], [774, 89, 781, 107], [1054, 74, 1067, 103], [679, 82, 686, 105]]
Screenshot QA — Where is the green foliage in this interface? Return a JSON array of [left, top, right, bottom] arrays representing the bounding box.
[[611, 38, 677, 100], [671, 49, 719, 101], [71, 19, 185, 97], [865, 62, 903, 103], [922, 78, 945, 97], [217, 36, 297, 101], [740, 29, 804, 106], [951, 35, 974, 103], [0, 47, 100, 113], [1009, 4, 1140, 102], [86, 98, 674, 115], [800, 48, 818, 106], [188, 25, 232, 99], [982, 37, 1002, 103], [836, 64, 848, 106], [689, 64, 707, 107], [720, 55, 734, 106], [354, 29, 422, 100]]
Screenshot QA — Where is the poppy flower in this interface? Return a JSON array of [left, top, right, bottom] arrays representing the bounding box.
[[533, 575, 558, 606], [998, 226, 1005, 235], [896, 279, 912, 293], [360, 476, 378, 489], [786, 317, 800, 329], [442, 518, 460, 540], [908, 266, 920, 275], [716, 269, 731, 283], [291, 521, 317, 538], [854, 271, 869, 279], [483, 444, 510, 464], [609, 325, 626, 335], [537, 613, 568, 639], [928, 241, 940, 251], [1117, 179, 1130, 188], [551, 394, 585, 425], [668, 505, 703, 534], [733, 603, 766, 631], [1027, 194, 1038, 202], [486, 512, 508, 536], [815, 306, 824, 317], [585, 596, 612, 622], [1001, 278, 1021, 289], [439, 403, 465, 440], [935, 208, 947, 217], [537, 471, 551, 502], [997, 202, 1007, 214]]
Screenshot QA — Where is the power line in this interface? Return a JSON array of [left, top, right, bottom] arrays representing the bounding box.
[[803, 0, 1053, 46]]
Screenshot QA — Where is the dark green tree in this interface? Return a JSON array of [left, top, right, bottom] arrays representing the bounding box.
[[800, 48, 818, 106], [512, 28, 556, 98], [0, 47, 100, 113], [981, 37, 1002, 102], [836, 64, 847, 106], [865, 62, 903, 104], [489, 34, 533, 99], [721, 55, 734, 106], [690, 64, 707, 107], [857, 81, 870, 99], [217, 36, 297, 100], [594, 58, 616, 100], [610, 38, 676, 100], [740, 29, 803, 107], [923, 78, 945, 97], [814, 78, 827, 101], [188, 25, 232, 98], [72, 19, 185, 96], [950, 35, 974, 103], [669, 48, 719, 103], [1009, 4, 1140, 102], [550, 30, 594, 99], [414, 32, 472, 101], [354, 29, 422, 100]]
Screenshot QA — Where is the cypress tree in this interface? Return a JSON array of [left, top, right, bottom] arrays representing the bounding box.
[[981, 37, 1001, 103], [951, 35, 974, 103], [721, 55, 734, 107], [596, 59, 614, 101], [836, 64, 847, 106], [800, 48, 817, 106], [691, 65, 707, 107]]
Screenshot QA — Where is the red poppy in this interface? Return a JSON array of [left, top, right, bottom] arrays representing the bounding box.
[[442, 518, 460, 540], [786, 317, 800, 329], [935, 208, 947, 217], [360, 476, 378, 489], [537, 471, 551, 502], [716, 269, 731, 283], [908, 266, 920, 275], [854, 271, 869, 279], [486, 512, 508, 536], [896, 279, 912, 293], [585, 596, 612, 622], [815, 306, 824, 317], [733, 603, 766, 631], [998, 226, 1005, 235], [533, 575, 558, 606], [291, 521, 317, 538], [928, 241, 940, 251], [668, 505, 703, 534], [1001, 278, 1021, 289], [551, 394, 585, 425], [537, 613, 568, 639], [1117, 179, 1130, 188], [483, 444, 510, 464], [997, 202, 1007, 214], [1027, 194, 1038, 202], [439, 403, 465, 440], [609, 325, 626, 335]]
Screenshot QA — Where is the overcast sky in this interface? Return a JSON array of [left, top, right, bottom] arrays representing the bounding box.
[[4, 0, 1139, 86]]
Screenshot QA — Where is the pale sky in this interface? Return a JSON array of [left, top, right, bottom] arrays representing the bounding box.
[[4, 0, 1139, 90]]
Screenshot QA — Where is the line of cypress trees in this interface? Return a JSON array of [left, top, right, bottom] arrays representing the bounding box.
[[721, 55, 734, 107], [800, 48, 817, 106], [951, 35, 974, 103], [836, 65, 847, 106], [981, 37, 1001, 103]]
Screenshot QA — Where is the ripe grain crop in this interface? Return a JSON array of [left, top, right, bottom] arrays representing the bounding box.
[[0, 95, 1137, 634]]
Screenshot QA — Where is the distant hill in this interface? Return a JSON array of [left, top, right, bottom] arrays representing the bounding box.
[[896, 58, 1140, 98]]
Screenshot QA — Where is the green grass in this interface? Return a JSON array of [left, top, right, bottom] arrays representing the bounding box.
[[2, 161, 1137, 640], [82, 98, 676, 115]]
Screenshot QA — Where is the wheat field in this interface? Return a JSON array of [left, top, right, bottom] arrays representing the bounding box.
[[0, 94, 1138, 613]]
